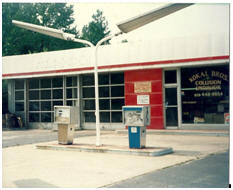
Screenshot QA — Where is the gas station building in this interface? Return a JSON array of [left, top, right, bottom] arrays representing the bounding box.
[[2, 32, 229, 130]]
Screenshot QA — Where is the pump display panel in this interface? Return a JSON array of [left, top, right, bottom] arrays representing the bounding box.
[[54, 106, 79, 124], [122, 106, 150, 126]]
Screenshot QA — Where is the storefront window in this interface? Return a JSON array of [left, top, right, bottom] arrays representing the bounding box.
[[14, 79, 25, 112], [29, 79, 39, 89], [15, 80, 25, 90], [82, 72, 124, 123], [165, 70, 177, 84], [16, 76, 78, 123], [181, 65, 229, 124], [66, 76, 78, 106], [28, 77, 64, 122], [13, 79, 26, 124]]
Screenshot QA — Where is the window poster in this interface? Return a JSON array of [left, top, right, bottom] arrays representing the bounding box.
[[181, 65, 229, 124]]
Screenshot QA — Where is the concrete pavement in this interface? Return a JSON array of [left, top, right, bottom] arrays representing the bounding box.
[[107, 151, 229, 188], [2, 129, 111, 148], [2, 130, 229, 188]]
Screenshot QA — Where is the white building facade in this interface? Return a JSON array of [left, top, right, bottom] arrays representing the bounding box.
[[2, 32, 229, 130]]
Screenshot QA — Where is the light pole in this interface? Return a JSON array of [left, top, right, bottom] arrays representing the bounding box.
[[94, 31, 123, 145], [12, 3, 193, 146]]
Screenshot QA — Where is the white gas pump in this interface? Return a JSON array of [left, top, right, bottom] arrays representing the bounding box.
[[54, 106, 79, 145]]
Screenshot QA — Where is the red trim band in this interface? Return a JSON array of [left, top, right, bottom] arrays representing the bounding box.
[[2, 55, 229, 78], [2, 67, 94, 77], [98, 55, 229, 69]]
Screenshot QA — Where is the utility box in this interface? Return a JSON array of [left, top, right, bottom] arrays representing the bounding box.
[[122, 106, 150, 149], [54, 106, 79, 145]]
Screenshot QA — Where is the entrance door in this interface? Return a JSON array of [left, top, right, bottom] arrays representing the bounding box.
[[165, 87, 178, 127], [163, 70, 180, 128]]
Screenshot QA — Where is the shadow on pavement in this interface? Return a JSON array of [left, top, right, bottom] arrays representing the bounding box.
[[14, 178, 58, 188]]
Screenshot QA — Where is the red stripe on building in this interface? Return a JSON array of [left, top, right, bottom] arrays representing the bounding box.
[[98, 55, 229, 69], [2, 67, 94, 77], [2, 55, 229, 78]]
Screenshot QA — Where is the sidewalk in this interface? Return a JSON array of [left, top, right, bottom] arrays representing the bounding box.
[[2, 130, 229, 188]]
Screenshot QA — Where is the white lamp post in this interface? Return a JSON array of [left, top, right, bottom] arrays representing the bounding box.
[[12, 20, 94, 47], [12, 3, 193, 146]]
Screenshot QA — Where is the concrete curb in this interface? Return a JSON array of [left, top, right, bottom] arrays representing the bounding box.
[[36, 143, 173, 157], [116, 130, 229, 137]]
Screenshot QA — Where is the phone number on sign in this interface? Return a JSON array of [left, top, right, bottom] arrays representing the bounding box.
[[194, 91, 223, 97]]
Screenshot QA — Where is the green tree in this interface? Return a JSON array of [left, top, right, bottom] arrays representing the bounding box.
[[81, 9, 110, 45], [2, 3, 82, 56]]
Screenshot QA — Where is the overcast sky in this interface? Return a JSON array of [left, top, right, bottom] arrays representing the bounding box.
[[1, 0, 230, 44], [70, 2, 229, 44]]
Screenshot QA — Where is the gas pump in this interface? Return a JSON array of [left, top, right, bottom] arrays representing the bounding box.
[[54, 106, 79, 145], [122, 106, 150, 148]]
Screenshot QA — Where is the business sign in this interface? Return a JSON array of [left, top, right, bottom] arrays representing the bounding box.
[[134, 81, 151, 93], [188, 70, 228, 98], [137, 95, 150, 105]]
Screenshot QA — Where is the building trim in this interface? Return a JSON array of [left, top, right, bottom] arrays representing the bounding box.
[[98, 55, 229, 70], [2, 55, 229, 79], [3, 66, 94, 78]]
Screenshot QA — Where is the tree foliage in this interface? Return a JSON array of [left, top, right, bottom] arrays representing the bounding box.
[[81, 9, 110, 46], [2, 3, 82, 56], [2, 4, 112, 56], [2, 4, 112, 115]]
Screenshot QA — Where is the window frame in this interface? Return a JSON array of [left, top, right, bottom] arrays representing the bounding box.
[[27, 76, 79, 123], [81, 72, 125, 123]]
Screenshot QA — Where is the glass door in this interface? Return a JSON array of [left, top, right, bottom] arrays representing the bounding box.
[[163, 70, 180, 128], [165, 87, 178, 126]]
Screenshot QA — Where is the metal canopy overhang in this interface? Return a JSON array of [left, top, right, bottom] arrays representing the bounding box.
[[117, 3, 194, 33]]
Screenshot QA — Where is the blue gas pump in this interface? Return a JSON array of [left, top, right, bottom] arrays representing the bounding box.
[[122, 106, 150, 149]]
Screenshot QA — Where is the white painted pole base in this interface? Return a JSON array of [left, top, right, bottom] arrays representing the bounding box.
[[95, 122, 101, 146]]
